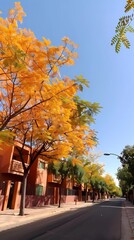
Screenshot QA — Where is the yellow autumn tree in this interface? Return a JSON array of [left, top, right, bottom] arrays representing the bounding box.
[[11, 79, 98, 215], [0, 2, 101, 215], [0, 2, 78, 132], [103, 174, 117, 197]]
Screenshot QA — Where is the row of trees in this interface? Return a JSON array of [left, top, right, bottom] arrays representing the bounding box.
[[0, 3, 101, 215], [117, 145, 134, 201], [48, 154, 121, 207]]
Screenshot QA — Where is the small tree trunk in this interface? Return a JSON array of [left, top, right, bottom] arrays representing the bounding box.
[[58, 178, 64, 208], [58, 184, 62, 208], [85, 184, 88, 203], [98, 189, 100, 199], [19, 171, 28, 216], [92, 188, 95, 202]]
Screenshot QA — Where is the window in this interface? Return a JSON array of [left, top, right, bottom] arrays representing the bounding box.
[[36, 185, 43, 196], [66, 188, 78, 195], [39, 161, 45, 169]]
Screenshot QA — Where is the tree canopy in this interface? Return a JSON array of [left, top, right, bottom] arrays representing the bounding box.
[[0, 2, 102, 215], [120, 145, 134, 183], [0, 2, 79, 132], [116, 145, 134, 197]]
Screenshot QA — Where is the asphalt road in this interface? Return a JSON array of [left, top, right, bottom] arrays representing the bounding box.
[[0, 199, 123, 240]]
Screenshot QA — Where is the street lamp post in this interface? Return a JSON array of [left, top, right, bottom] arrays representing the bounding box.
[[104, 153, 124, 162]]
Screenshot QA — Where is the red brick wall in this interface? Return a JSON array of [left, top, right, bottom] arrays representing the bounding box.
[[25, 194, 77, 208]]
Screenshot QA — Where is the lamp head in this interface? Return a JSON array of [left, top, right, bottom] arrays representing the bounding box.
[[104, 153, 111, 156]]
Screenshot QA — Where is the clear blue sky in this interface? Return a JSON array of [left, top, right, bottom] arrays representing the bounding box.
[[1, 1, 134, 184]]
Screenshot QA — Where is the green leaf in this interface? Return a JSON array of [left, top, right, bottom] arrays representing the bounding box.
[[115, 40, 121, 53], [125, 1, 134, 12], [74, 75, 89, 88], [121, 35, 130, 48], [126, 25, 134, 32], [78, 84, 83, 91], [111, 35, 118, 45]]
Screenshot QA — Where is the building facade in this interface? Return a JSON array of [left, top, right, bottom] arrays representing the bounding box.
[[0, 141, 79, 210], [0, 141, 30, 210]]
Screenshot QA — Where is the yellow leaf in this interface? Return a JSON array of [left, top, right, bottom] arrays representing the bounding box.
[[43, 37, 51, 46], [53, 65, 58, 73]]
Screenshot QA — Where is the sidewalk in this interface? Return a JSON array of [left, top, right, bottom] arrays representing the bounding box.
[[123, 200, 134, 239], [0, 201, 93, 231]]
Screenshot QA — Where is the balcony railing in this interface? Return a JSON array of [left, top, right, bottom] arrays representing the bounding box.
[[10, 159, 29, 174]]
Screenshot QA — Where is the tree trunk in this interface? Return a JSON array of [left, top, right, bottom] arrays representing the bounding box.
[[58, 179, 64, 208], [58, 184, 62, 208], [98, 189, 100, 199], [92, 188, 95, 202], [19, 171, 28, 216], [85, 184, 88, 203]]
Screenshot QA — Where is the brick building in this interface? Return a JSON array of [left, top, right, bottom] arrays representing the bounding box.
[[0, 141, 80, 210]]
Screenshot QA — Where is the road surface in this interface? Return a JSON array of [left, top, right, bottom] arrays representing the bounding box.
[[0, 199, 124, 240]]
